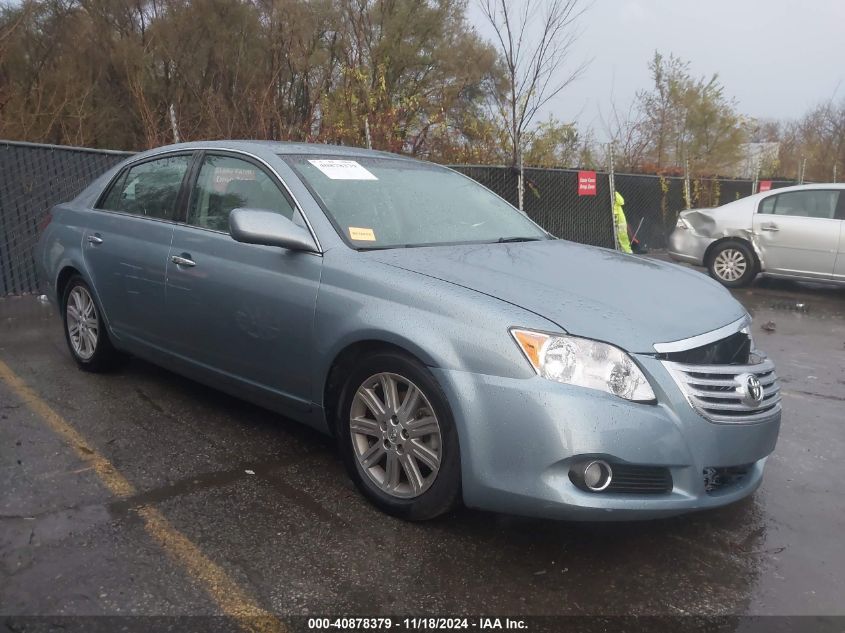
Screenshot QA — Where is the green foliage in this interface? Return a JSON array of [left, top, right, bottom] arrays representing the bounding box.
[[776, 98, 845, 182], [523, 116, 580, 167], [0, 0, 503, 158], [658, 175, 670, 229], [636, 52, 748, 175]]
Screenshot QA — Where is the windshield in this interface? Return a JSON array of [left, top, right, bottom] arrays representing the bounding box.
[[283, 155, 548, 249]]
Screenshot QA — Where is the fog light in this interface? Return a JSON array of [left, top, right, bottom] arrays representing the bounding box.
[[583, 460, 612, 491]]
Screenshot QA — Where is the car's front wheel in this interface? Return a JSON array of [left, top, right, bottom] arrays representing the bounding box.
[[707, 241, 757, 287], [337, 351, 461, 520], [61, 275, 121, 372]]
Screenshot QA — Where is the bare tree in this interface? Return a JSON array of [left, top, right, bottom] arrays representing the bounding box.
[[600, 93, 650, 172], [479, 0, 588, 209]]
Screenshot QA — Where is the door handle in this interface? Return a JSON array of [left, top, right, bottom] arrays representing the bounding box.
[[761, 224, 779, 232], [87, 234, 103, 245], [171, 255, 196, 267]]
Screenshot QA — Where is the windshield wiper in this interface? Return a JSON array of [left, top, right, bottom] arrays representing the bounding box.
[[358, 237, 548, 251], [495, 236, 545, 243]]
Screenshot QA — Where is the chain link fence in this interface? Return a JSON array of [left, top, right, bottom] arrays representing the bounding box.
[[1, 141, 132, 295], [452, 166, 800, 253], [1, 140, 801, 296], [450, 165, 616, 248], [611, 174, 799, 252]]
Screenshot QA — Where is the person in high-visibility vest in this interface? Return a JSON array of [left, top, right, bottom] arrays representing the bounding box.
[[612, 191, 632, 254]]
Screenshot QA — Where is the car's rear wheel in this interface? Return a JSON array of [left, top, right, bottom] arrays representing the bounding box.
[[337, 351, 461, 520], [707, 241, 757, 288], [62, 276, 121, 372]]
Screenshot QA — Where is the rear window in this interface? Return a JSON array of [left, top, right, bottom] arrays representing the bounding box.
[[99, 155, 191, 221]]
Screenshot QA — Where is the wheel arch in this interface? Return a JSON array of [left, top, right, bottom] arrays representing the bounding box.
[[322, 338, 434, 437], [56, 265, 83, 304], [55, 264, 116, 336], [704, 236, 761, 271]]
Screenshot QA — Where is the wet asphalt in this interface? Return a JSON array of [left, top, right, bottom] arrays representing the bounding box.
[[1, 264, 844, 621]]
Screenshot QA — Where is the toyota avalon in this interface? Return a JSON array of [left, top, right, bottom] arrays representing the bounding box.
[[35, 141, 782, 521]]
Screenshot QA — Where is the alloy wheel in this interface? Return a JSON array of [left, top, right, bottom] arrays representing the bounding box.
[[66, 286, 99, 360], [713, 248, 747, 282], [350, 372, 442, 499]]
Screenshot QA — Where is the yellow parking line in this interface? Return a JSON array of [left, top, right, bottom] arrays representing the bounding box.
[[0, 358, 286, 633]]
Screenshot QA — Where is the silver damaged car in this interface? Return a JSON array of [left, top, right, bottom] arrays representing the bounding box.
[[669, 183, 845, 287], [35, 141, 782, 521]]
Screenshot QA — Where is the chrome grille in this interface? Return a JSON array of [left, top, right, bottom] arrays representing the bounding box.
[[663, 357, 781, 423]]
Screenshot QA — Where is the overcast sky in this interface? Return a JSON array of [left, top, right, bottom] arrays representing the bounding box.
[[467, 0, 845, 139]]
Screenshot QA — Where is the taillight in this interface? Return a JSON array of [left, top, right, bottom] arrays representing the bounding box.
[[38, 210, 53, 234]]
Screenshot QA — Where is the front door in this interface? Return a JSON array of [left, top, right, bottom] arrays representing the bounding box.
[[164, 152, 322, 412], [753, 189, 841, 279], [83, 153, 192, 345]]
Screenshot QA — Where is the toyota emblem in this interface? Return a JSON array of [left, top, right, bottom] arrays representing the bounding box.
[[736, 373, 764, 407]]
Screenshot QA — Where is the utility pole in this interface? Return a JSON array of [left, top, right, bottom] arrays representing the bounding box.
[[683, 158, 692, 209], [799, 157, 807, 184]]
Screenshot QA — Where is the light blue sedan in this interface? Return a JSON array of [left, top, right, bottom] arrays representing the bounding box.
[[35, 141, 781, 520]]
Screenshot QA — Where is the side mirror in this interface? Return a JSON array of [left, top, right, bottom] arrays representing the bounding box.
[[229, 208, 318, 252]]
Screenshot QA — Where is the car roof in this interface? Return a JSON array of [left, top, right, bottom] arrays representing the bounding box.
[[139, 140, 406, 160], [680, 182, 845, 215], [759, 182, 845, 194]]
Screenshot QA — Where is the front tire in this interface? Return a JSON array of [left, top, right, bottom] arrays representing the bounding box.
[[61, 276, 121, 372], [707, 241, 757, 288], [336, 351, 461, 521]]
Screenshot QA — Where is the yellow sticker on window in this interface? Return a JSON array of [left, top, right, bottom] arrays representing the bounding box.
[[349, 227, 376, 241]]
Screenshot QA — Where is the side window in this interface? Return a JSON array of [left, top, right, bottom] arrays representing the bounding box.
[[100, 170, 128, 210], [98, 155, 191, 220], [759, 196, 776, 215], [187, 155, 296, 231], [762, 190, 840, 219]]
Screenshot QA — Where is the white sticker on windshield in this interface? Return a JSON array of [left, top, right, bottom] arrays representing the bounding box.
[[308, 159, 377, 180]]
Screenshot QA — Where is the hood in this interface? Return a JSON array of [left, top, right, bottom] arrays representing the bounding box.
[[615, 191, 625, 206], [367, 240, 746, 353]]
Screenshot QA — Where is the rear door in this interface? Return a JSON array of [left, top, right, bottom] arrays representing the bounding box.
[[83, 153, 193, 345], [752, 189, 841, 279], [164, 152, 322, 413]]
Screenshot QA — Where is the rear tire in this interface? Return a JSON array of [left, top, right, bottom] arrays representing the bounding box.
[[336, 350, 461, 521], [707, 241, 757, 288], [61, 275, 121, 372]]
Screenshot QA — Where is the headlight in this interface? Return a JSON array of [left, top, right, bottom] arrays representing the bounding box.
[[511, 329, 656, 402], [676, 217, 692, 230], [740, 323, 763, 362], [740, 324, 754, 350]]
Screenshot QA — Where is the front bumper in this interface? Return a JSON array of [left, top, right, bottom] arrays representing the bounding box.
[[667, 228, 714, 267], [433, 354, 780, 521]]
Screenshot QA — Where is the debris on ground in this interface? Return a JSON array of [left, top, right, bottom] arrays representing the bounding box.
[[761, 321, 777, 332]]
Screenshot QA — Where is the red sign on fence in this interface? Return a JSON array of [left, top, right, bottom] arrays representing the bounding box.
[[578, 171, 597, 196], [759, 180, 772, 192]]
